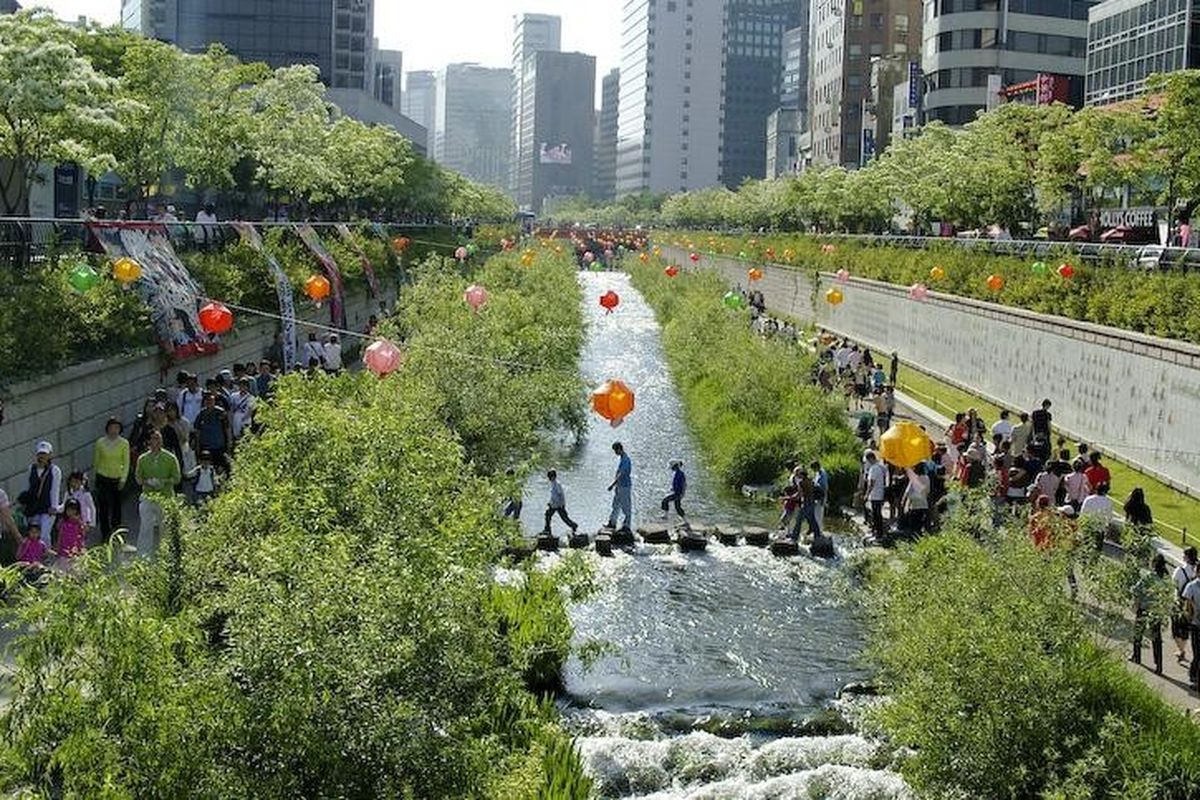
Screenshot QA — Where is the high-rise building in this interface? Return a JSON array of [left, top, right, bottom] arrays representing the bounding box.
[[595, 68, 621, 202], [511, 14, 563, 197], [860, 56, 913, 163], [921, 0, 1094, 125], [373, 48, 403, 109], [514, 51, 596, 212], [766, 108, 802, 176], [808, 0, 923, 168], [780, 24, 809, 109], [403, 71, 437, 153], [1085, 0, 1200, 106], [766, 22, 810, 179], [1, 0, 21, 13], [721, 1, 803, 187], [616, 0, 725, 197], [434, 64, 512, 189]]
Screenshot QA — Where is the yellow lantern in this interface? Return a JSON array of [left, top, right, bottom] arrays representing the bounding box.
[[112, 257, 142, 286], [825, 288, 844, 306], [929, 265, 946, 281], [879, 421, 934, 469]]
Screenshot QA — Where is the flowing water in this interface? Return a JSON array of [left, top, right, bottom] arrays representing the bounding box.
[[520, 272, 908, 799]]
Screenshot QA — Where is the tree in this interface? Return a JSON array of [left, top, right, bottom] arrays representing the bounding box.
[[0, 11, 121, 215], [1146, 71, 1200, 216], [323, 116, 414, 213], [250, 65, 337, 208], [874, 122, 957, 233]]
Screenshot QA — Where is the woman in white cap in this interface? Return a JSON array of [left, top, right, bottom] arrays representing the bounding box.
[[21, 441, 62, 546]]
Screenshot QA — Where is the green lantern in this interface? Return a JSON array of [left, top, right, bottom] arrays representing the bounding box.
[[1030, 261, 1048, 276], [466, 243, 478, 256], [722, 291, 746, 310], [737, 251, 748, 260], [67, 263, 100, 293]]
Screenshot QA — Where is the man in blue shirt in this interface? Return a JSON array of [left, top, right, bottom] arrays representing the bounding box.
[[660, 460, 687, 520], [607, 442, 633, 532], [809, 459, 829, 529]]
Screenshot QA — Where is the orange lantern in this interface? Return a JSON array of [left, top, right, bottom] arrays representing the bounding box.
[[112, 257, 142, 286], [305, 274, 332, 303], [639, 252, 649, 263], [391, 236, 411, 253], [198, 302, 234, 335], [748, 268, 764, 282], [986, 274, 1004, 292], [825, 288, 844, 306], [879, 421, 934, 469], [664, 264, 680, 278], [591, 379, 635, 427], [765, 247, 775, 260]]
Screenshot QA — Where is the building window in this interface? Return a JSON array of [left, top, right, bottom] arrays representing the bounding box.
[[895, 13, 909, 32], [870, 12, 884, 27]]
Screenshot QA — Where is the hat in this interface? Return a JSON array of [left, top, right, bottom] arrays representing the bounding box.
[[166, 204, 177, 213], [1058, 504, 1078, 517], [218, 368, 233, 379], [35, 441, 53, 455]]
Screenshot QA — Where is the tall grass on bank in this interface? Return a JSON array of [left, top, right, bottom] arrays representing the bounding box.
[[0, 249, 592, 798], [667, 231, 1200, 345], [627, 258, 861, 499]]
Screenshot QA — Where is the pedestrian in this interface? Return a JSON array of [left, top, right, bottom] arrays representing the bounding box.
[[1010, 411, 1032, 457], [323, 334, 343, 373], [1182, 570, 1200, 690], [778, 481, 800, 532], [1084, 452, 1111, 494], [302, 333, 325, 369], [65, 470, 96, 535], [889, 351, 899, 385], [134, 429, 181, 558], [92, 418, 130, 542], [1123, 487, 1153, 529], [20, 441, 61, 547], [606, 442, 633, 532], [255, 359, 276, 398], [991, 409, 1014, 442], [542, 469, 578, 536], [790, 467, 821, 541], [811, 459, 829, 529], [1132, 552, 1168, 674], [177, 372, 203, 425], [1063, 458, 1091, 511], [0, 485, 20, 565], [901, 463, 931, 536], [186, 450, 219, 504], [193, 392, 232, 473], [1031, 399, 1053, 459], [660, 460, 687, 520], [228, 378, 257, 441], [1171, 547, 1197, 664], [865, 451, 888, 542], [56, 498, 87, 559], [15, 521, 53, 579]]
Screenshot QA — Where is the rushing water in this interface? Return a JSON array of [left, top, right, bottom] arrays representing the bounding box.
[[519, 272, 908, 799]]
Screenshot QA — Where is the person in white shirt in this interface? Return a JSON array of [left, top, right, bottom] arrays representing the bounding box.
[[991, 409, 1014, 443], [228, 378, 257, 440], [158, 204, 179, 223], [302, 333, 324, 370], [541, 469, 578, 536], [195, 203, 217, 247], [1183, 572, 1200, 689], [1063, 459, 1091, 509], [177, 372, 203, 425], [1172, 547, 1197, 664], [23, 441, 62, 546], [323, 334, 343, 373], [865, 451, 888, 541], [1079, 483, 1114, 526]]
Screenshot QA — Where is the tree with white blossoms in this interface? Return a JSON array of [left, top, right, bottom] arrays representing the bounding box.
[[250, 64, 338, 209], [0, 10, 123, 215]]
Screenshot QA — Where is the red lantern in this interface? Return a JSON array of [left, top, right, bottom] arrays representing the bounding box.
[[591, 379, 635, 427], [1057, 263, 1075, 279], [689, 252, 700, 263], [664, 265, 680, 278], [986, 274, 1005, 292], [363, 339, 404, 376], [392, 236, 410, 253], [599, 290, 620, 314], [198, 302, 234, 335], [748, 268, 764, 282], [305, 274, 331, 303]]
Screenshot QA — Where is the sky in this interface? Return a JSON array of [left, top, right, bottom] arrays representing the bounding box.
[[29, 1, 624, 80]]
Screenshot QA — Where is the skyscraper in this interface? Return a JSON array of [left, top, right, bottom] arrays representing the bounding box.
[[1085, 0, 1198, 106], [515, 52, 596, 212], [765, 23, 809, 179], [373, 48, 403, 109], [403, 71, 437, 153], [435, 64, 512, 189], [511, 14, 563, 197], [595, 69, 621, 203], [616, 0, 725, 197], [780, 24, 809, 110], [720, 0, 803, 187]]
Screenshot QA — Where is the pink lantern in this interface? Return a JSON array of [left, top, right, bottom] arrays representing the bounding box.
[[835, 269, 850, 284], [464, 283, 489, 313], [821, 244, 837, 254], [908, 283, 929, 302], [501, 238, 512, 251], [583, 251, 595, 264], [363, 339, 404, 377], [455, 246, 468, 261]]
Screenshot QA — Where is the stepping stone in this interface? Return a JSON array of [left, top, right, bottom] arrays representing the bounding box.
[[809, 533, 836, 559], [743, 526, 770, 547], [677, 529, 708, 552], [501, 544, 535, 561], [638, 524, 672, 544], [770, 535, 801, 557], [536, 534, 560, 553], [713, 525, 740, 546], [608, 527, 636, 546], [594, 534, 614, 557], [569, 531, 590, 549]]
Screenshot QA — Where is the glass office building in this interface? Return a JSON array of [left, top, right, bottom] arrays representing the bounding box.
[[1085, 0, 1200, 105]]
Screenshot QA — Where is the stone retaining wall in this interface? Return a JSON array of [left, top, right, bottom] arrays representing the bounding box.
[[0, 282, 394, 493], [661, 246, 1200, 495]]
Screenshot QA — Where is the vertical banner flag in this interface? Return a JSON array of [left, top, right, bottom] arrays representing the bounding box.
[[88, 222, 217, 360], [335, 223, 380, 298], [295, 223, 347, 330], [231, 221, 297, 373]]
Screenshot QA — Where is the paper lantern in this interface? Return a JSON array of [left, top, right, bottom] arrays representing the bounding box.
[[363, 338, 404, 376], [765, 247, 775, 260], [599, 290, 620, 313], [67, 263, 100, 293], [198, 302, 234, 335], [986, 274, 1005, 292], [464, 283, 489, 312], [908, 283, 929, 302], [821, 244, 836, 254], [825, 288, 844, 306], [879, 421, 934, 469], [455, 246, 469, 261], [466, 243, 478, 256], [591, 379, 635, 427], [554, 245, 564, 254], [664, 265, 680, 278], [305, 274, 331, 303], [835, 269, 850, 284], [737, 250, 748, 259], [392, 236, 411, 253], [639, 252, 649, 263], [520, 250, 535, 266], [1030, 261, 1048, 276], [689, 252, 700, 262], [501, 238, 512, 251], [1057, 263, 1075, 279], [783, 248, 795, 262], [723, 291, 746, 310], [112, 257, 142, 286], [929, 265, 946, 281], [748, 267, 764, 282], [653, 247, 662, 257]]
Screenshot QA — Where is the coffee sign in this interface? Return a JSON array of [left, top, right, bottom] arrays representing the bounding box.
[[1099, 207, 1159, 228]]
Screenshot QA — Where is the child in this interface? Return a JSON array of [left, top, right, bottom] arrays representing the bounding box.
[[778, 483, 800, 531], [65, 470, 96, 534], [660, 460, 687, 520], [56, 498, 86, 558], [187, 450, 219, 504], [16, 522, 53, 579]]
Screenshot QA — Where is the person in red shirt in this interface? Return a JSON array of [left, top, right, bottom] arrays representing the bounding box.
[[1084, 451, 1111, 492]]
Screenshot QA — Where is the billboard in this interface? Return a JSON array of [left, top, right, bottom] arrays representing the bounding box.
[[539, 142, 573, 165]]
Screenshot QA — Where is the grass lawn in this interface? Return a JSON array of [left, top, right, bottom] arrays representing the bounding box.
[[896, 365, 1200, 550]]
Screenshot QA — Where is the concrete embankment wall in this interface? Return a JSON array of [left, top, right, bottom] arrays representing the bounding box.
[[660, 246, 1200, 496], [0, 283, 394, 493]]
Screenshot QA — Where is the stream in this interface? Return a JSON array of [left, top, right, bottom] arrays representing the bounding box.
[[519, 273, 910, 799]]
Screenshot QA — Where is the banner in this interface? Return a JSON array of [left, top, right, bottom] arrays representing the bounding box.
[[88, 222, 217, 360], [335, 223, 380, 298], [295, 223, 347, 330], [231, 221, 297, 373]]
